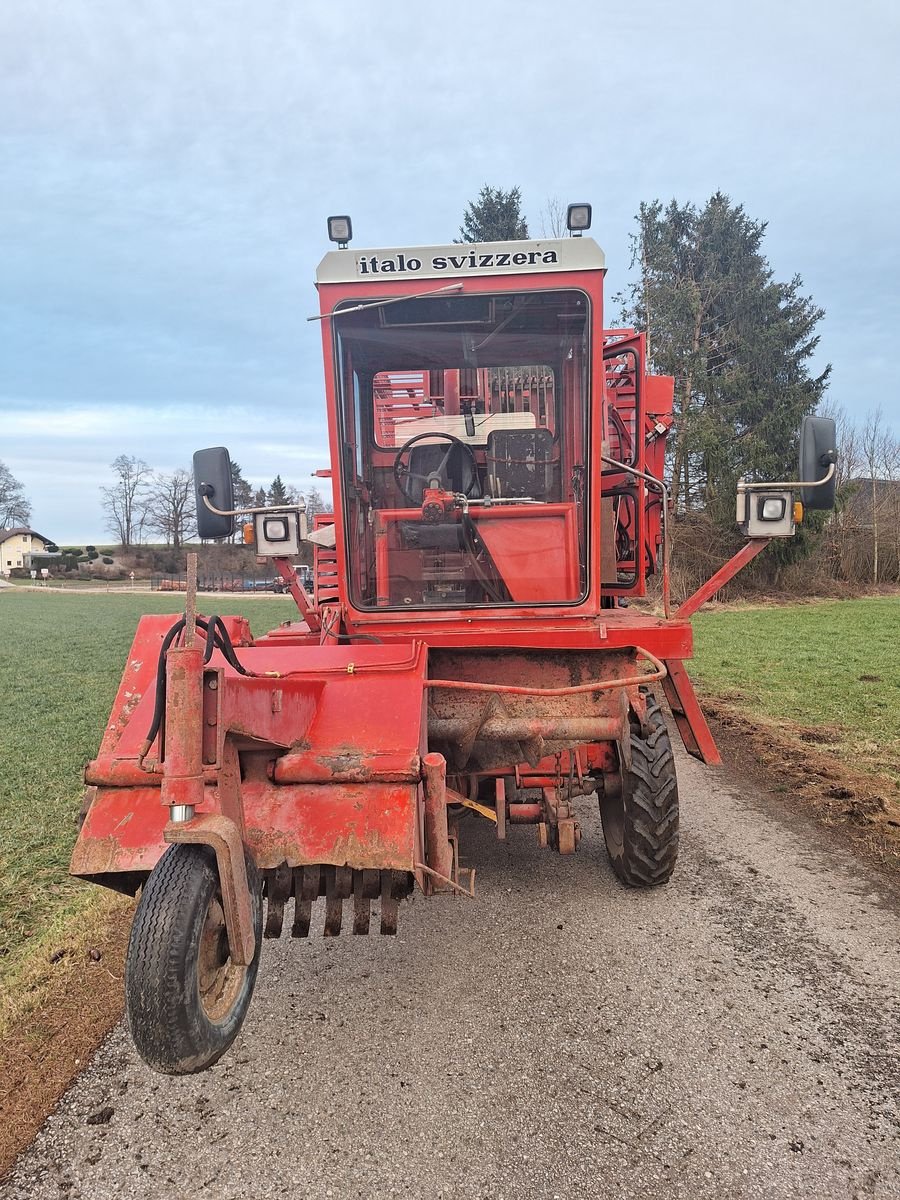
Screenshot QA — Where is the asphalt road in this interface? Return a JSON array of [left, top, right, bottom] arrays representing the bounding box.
[[5, 750, 899, 1200]]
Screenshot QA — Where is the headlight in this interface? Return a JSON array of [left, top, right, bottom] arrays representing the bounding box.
[[759, 497, 786, 521]]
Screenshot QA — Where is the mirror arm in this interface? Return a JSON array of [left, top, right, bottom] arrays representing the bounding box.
[[737, 462, 835, 493], [200, 492, 305, 519]]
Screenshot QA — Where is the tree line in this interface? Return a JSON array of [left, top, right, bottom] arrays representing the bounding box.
[[5, 187, 897, 585], [821, 405, 900, 584], [99, 456, 331, 548]]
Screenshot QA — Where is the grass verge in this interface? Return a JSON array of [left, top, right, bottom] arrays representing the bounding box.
[[692, 597, 900, 860], [0, 590, 296, 1033], [0, 893, 132, 1177]]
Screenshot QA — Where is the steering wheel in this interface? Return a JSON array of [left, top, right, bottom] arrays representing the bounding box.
[[392, 432, 479, 506]]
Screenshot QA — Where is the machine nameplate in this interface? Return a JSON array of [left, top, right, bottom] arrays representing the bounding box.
[[316, 237, 606, 283]]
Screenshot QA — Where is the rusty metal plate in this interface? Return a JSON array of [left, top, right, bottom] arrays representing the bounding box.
[[264, 862, 292, 938]]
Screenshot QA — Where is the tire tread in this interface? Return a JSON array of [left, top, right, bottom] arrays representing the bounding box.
[[125, 843, 262, 1075], [604, 693, 679, 888]]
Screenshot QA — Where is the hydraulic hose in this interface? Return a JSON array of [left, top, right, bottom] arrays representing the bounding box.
[[139, 613, 257, 768]]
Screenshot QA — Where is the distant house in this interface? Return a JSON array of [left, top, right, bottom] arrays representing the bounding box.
[[0, 527, 58, 576]]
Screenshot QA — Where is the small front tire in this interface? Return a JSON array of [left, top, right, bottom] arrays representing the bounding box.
[[125, 843, 263, 1075]]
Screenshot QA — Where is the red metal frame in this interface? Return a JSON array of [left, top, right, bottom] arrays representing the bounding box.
[[676, 538, 771, 620], [71, 242, 777, 926], [317, 267, 608, 636], [661, 658, 721, 765], [72, 634, 429, 885]]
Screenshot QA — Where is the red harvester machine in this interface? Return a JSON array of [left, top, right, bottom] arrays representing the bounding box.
[[71, 207, 836, 1073]]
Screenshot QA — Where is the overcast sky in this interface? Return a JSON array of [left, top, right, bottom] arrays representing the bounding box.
[[2, 0, 898, 542]]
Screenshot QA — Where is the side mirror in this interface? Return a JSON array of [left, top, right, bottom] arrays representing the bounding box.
[[193, 446, 235, 539], [799, 416, 837, 510]]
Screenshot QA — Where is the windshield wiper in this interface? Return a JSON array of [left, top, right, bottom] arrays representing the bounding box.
[[307, 283, 463, 323]]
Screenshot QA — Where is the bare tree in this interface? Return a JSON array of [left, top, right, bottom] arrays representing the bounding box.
[[825, 400, 863, 489], [305, 486, 333, 515], [886, 429, 900, 582], [814, 402, 900, 583], [145, 468, 196, 548], [0, 461, 31, 527], [286, 484, 333, 515], [820, 401, 862, 578], [539, 196, 567, 239], [100, 455, 152, 547], [861, 408, 889, 584]]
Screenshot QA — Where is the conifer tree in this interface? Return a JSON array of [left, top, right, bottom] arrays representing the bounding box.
[[619, 192, 830, 532], [267, 475, 288, 506], [457, 186, 529, 243]]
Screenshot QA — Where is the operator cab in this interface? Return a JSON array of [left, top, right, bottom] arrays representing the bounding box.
[[330, 285, 591, 609]]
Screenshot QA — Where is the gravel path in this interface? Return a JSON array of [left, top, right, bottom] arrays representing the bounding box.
[[5, 750, 899, 1199]]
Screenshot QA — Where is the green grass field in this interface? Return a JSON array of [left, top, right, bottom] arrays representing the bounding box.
[[692, 598, 900, 783], [0, 591, 295, 1011]]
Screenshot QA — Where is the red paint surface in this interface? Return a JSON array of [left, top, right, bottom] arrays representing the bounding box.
[[71, 779, 417, 876], [72, 627, 429, 880]]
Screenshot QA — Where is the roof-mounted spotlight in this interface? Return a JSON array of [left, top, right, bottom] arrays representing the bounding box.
[[566, 203, 592, 236], [327, 214, 353, 248]]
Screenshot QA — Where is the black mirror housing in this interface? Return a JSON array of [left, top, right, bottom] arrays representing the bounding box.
[[193, 446, 235, 539], [799, 416, 837, 510]]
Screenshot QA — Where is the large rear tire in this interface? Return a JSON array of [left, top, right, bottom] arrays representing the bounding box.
[[600, 691, 679, 887], [125, 843, 263, 1075]]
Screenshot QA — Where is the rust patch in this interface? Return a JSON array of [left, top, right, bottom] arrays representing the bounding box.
[[318, 752, 371, 779], [69, 833, 125, 877], [245, 822, 413, 872]]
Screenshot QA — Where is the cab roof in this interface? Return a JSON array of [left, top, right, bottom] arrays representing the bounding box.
[[316, 236, 606, 284]]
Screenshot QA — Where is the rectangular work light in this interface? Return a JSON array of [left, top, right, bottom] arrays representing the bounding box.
[[759, 497, 787, 521], [254, 509, 303, 557], [327, 215, 353, 246], [566, 203, 592, 235]]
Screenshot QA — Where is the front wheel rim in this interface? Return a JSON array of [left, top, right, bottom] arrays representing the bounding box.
[[197, 896, 247, 1023]]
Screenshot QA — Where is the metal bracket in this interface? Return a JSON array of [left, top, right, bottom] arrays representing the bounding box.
[[538, 785, 581, 855], [165, 813, 256, 965]]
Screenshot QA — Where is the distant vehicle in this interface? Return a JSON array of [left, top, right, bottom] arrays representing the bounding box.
[[272, 566, 313, 593]]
